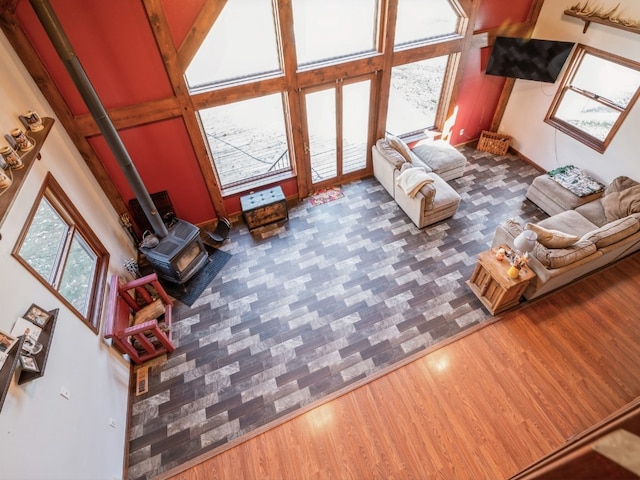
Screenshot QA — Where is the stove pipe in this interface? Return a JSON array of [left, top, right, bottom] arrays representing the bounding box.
[[29, 0, 169, 238]]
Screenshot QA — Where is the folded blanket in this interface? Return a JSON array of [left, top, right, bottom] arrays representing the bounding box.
[[396, 167, 434, 198], [547, 165, 604, 197]]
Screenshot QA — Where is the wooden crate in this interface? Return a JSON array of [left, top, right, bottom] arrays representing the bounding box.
[[477, 130, 511, 155]]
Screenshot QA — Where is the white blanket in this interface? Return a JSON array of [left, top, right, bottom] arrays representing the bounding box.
[[396, 167, 434, 198]]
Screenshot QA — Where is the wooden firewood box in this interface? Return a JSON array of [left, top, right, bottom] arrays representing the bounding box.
[[240, 186, 288, 231]]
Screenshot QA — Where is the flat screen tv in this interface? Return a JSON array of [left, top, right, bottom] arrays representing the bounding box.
[[486, 37, 575, 83]]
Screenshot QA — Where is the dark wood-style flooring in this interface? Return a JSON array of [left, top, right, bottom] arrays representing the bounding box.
[[167, 250, 640, 480]]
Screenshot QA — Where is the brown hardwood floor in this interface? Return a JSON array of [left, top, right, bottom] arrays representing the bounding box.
[[166, 252, 640, 480]]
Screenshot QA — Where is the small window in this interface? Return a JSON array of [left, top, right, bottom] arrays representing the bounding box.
[[13, 174, 109, 332], [546, 45, 640, 153]]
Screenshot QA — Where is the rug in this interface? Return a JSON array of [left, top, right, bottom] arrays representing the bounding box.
[[159, 246, 232, 306], [309, 186, 344, 206]]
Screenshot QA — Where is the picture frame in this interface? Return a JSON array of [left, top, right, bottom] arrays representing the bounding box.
[[0, 329, 18, 370], [19, 354, 39, 373], [0, 329, 18, 355], [23, 304, 51, 328], [11, 317, 42, 342]]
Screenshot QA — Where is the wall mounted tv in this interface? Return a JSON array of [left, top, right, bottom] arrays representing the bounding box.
[[486, 36, 575, 83]]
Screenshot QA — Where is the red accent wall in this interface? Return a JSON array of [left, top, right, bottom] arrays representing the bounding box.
[[87, 118, 215, 225], [475, 0, 532, 32], [449, 0, 535, 145], [18, 0, 173, 113]]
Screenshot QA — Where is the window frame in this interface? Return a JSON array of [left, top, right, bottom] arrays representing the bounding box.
[[545, 44, 640, 153], [12, 173, 109, 333]]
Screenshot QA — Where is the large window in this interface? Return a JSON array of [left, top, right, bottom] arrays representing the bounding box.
[[292, 0, 378, 66], [13, 174, 109, 332], [395, 0, 460, 48], [386, 56, 449, 136], [200, 94, 292, 189], [185, 0, 281, 89], [546, 45, 640, 153]]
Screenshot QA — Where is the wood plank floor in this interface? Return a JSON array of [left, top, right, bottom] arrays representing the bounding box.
[[167, 251, 640, 480]]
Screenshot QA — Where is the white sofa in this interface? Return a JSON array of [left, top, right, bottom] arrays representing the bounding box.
[[372, 137, 463, 228], [492, 175, 640, 300]]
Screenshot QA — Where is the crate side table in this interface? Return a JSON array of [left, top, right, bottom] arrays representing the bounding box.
[[240, 186, 288, 231], [467, 246, 536, 315]]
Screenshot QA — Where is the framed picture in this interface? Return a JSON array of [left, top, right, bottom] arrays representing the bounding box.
[[0, 330, 18, 370], [11, 317, 42, 342], [19, 354, 39, 373], [23, 304, 51, 328], [0, 329, 17, 354]]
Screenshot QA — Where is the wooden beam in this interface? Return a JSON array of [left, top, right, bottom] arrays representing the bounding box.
[[374, 0, 398, 139], [0, 0, 18, 16], [74, 97, 183, 137], [176, 0, 227, 74], [142, 0, 226, 218], [0, 9, 126, 216]]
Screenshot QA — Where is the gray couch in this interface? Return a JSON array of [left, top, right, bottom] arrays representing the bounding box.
[[492, 175, 640, 300], [372, 137, 465, 228]]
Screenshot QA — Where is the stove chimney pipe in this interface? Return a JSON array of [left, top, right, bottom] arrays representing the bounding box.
[[29, 0, 169, 238]]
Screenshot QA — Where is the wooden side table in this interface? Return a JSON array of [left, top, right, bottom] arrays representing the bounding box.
[[467, 246, 536, 315]]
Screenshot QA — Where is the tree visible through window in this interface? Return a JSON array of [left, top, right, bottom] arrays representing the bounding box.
[[13, 174, 108, 332], [546, 45, 640, 153]]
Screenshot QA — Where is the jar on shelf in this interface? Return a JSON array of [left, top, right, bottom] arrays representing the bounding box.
[[0, 167, 11, 190], [0, 145, 23, 169]]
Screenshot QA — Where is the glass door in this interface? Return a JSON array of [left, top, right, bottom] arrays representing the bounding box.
[[302, 77, 373, 190]]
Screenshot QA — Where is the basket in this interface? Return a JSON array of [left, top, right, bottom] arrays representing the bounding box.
[[477, 130, 511, 155]]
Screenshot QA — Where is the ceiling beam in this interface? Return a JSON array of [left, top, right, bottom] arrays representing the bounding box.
[[176, 0, 227, 74]]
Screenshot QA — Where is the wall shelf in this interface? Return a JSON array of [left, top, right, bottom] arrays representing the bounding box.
[[0, 308, 58, 413], [0, 117, 55, 234], [0, 336, 25, 413], [564, 10, 640, 35], [18, 308, 58, 385]]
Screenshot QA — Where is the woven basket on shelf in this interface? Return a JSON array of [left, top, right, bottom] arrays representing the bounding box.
[[477, 130, 511, 155]]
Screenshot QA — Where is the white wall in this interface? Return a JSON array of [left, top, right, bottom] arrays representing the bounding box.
[[0, 30, 135, 480], [499, 0, 640, 185]]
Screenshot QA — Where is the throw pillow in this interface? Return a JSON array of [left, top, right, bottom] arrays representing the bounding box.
[[602, 184, 640, 222], [386, 133, 414, 163], [533, 241, 597, 269], [526, 223, 579, 248], [604, 176, 640, 196], [580, 216, 640, 248]]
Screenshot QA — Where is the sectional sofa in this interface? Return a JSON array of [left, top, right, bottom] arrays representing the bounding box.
[[492, 175, 640, 300]]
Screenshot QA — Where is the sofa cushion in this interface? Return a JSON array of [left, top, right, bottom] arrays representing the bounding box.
[[604, 175, 640, 196], [411, 139, 467, 173], [536, 209, 598, 238], [602, 184, 640, 221], [502, 218, 524, 238], [386, 133, 414, 163], [580, 216, 640, 248], [575, 200, 608, 228], [376, 138, 407, 169], [533, 241, 597, 269], [525, 223, 579, 248]]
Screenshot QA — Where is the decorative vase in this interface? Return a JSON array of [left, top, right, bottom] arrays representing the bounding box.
[[507, 265, 520, 279]]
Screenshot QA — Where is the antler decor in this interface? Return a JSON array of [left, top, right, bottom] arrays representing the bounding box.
[[567, 2, 640, 28]]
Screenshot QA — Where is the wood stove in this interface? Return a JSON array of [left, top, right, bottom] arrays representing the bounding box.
[[140, 219, 208, 284]]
